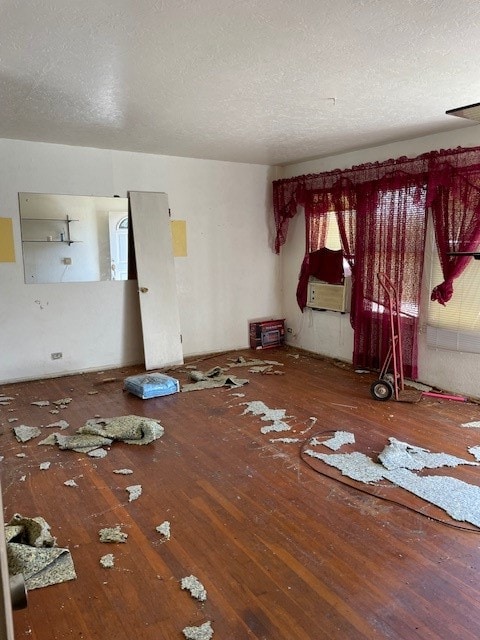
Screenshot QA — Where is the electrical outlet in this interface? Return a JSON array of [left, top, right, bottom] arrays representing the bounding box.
[[62, 257, 72, 265], [51, 352, 63, 360]]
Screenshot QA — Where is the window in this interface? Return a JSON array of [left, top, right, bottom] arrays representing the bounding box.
[[365, 186, 426, 319], [324, 211, 352, 276], [427, 249, 480, 353]]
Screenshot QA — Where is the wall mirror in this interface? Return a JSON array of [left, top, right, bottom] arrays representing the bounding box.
[[19, 193, 130, 284]]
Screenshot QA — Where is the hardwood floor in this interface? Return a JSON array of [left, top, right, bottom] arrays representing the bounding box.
[[2, 348, 480, 639]]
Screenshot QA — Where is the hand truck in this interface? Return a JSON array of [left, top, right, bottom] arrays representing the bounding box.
[[370, 273, 421, 403]]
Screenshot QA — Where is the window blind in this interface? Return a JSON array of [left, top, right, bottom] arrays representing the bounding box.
[[427, 252, 480, 352]]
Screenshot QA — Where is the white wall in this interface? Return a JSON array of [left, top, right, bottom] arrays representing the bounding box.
[[280, 125, 480, 398], [0, 139, 281, 383]]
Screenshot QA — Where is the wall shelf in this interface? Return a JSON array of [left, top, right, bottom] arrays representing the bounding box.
[[20, 215, 78, 245]]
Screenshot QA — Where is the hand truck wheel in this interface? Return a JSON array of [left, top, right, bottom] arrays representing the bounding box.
[[370, 379, 394, 401], [383, 372, 395, 385]]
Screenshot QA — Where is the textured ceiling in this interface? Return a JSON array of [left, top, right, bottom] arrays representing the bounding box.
[[1, 0, 480, 166]]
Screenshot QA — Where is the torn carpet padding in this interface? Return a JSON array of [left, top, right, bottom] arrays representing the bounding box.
[[304, 441, 480, 529], [228, 356, 283, 369], [5, 514, 76, 590], [462, 421, 480, 429], [305, 450, 386, 483], [378, 437, 479, 471], [468, 445, 480, 461], [181, 575, 207, 601], [13, 425, 41, 443], [40, 415, 164, 453], [382, 468, 480, 528], [320, 431, 356, 451], [181, 366, 248, 392], [182, 621, 214, 640], [78, 415, 163, 444], [242, 400, 291, 434]]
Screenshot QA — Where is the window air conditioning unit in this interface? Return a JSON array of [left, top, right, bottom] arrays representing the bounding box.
[[306, 278, 351, 313]]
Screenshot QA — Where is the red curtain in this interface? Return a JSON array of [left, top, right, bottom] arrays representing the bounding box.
[[333, 179, 357, 323], [429, 166, 480, 305], [296, 191, 329, 309], [353, 178, 427, 379], [273, 177, 306, 253], [291, 175, 427, 378]]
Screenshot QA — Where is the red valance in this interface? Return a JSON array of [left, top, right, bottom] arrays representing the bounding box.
[[273, 145, 480, 254]]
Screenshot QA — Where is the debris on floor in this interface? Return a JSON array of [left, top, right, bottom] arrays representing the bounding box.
[[97, 377, 117, 385], [39, 462, 51, 470], [305, 450, 386, 483], [156, 521, 171, 540], [113, 468, 133, 475], [53, 398, 72, 406], [41, 432, 112, 453], [182, 621, 214, 640], [79, 415, 164, 445], [321, 431, 356, 451], [98, 526, 128, 543], [299, 422, 316, 437], [13, 425, 41, 443], [330, 402, 358, 409], [181, 367, 248, 393], [248, 365, 273, 373], [100, 554, 115, 569], [461, 421, 480, 429], [31, 401, 49, 407], [88, 448, 108, 458], [383, 468, 480, 528], [468, 445, 480, 461], [378, 437, 479, 470], [245, 364, 285, 375], [37, 434, 57, 446], [6, 514, 76, 590], [405, 380, 433, 392], [39, 415, 164, 454], [242, 400, 291, 434], [181, 575, 207, 601], [64, 479, 78, 487], [44, 420, 69, 430], [269, 437, 301, 444], [126, 485, 142, 502], [228, 356, 283, 369], [304, 440, 480, 528], [7, 514, 55, 547]]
